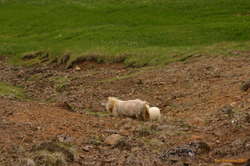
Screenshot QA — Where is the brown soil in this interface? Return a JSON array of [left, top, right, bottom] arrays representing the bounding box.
[[0, 55, 250, 166]]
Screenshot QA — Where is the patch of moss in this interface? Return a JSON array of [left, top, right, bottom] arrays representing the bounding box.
[[0, 81, 26, 99], [34, 150, 67, 166], [33, 141, 78, 162]]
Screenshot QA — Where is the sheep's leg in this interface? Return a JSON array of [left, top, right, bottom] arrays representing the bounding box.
[[112, 105, 119, 117]]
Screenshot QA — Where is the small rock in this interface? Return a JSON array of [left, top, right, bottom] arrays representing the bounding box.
[[82, 145, 93, 152], [160, 141, 210, 161], [56, 102, 75, 112], [189, 141, 210, 154], [219, 105, 234, 115], [160, 146, 195, 161], [135, 79, 143, 85], [241, 80, 250, 91], [245, 142, 250, 150], [231, 119, 237, 124], [230, 102, 237, 107], [119, 129, 130, 136], [104, 134, 123, 146], [216, 140, 220, 144], [56, 134, 74, 143], [79, 154, 85, 159], [245, 113, 250, 123], [75, 66, 81, 71]]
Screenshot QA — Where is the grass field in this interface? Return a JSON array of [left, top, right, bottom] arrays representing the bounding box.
[[0, 0, 250, 66]]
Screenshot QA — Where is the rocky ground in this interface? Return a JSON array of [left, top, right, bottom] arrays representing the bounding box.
[[0, 54, 250, 166]]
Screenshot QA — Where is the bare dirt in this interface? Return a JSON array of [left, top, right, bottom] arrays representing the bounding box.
[[0, 55, 250, 166]]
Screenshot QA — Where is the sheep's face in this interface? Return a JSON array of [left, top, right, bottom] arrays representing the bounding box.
[[105, 97, 118, 113]]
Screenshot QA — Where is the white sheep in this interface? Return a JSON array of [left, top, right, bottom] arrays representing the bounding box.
[[147, 106, 161, 121], [105, 97, 150, 121]]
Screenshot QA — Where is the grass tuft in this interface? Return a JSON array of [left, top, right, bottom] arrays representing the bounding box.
[[0, 82, 26, 99]]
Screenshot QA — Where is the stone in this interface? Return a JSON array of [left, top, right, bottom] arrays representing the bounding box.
[[32, 141, 78, 161], [189, 141, 210, 154], [56, 134, 74, 143], [33, 150, 67, 166], [219, 105, 234, 115], [245, 142, 250, 150], [241, 80, 250, 91], [160, 141, 210, 161], [75, 66, 81, 71], [104, 134, 123, 146], [245, 113, 250, 123], [230, 102, 237, 107], [82, 145, 93, 152], [119, 129, 130, 136]]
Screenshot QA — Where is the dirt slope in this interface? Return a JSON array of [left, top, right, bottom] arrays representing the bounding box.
[[0, 55, 250, 165]]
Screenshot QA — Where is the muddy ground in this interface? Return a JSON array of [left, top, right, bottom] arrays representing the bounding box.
[[0, 55, 250, 166]]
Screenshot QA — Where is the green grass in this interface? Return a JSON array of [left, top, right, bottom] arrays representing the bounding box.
[[0, 81, 26, 99], [0, 0, 250, 66]]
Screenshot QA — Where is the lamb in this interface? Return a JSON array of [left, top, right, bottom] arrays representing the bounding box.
[[105, 97, 150, 121], [147, 106, 161, 121]]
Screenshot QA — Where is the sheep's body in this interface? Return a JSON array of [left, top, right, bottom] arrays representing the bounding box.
[[106, 97, 150, 121], [148, 107, 161, 121]]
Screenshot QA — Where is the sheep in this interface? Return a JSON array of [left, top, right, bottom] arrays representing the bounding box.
[[147, 106, 161, 121], [105, 97, 150, 121]]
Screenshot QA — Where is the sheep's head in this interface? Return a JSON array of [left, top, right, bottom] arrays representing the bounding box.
[[105, 97, 118, 113]]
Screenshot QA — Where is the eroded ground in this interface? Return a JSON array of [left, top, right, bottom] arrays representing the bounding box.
[[0, 55, 250, 166]]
